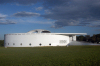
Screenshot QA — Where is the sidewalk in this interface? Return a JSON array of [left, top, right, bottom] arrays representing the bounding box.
[[69, 41, 100, 45]]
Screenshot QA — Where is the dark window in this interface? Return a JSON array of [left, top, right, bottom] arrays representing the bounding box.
[[8, 43, 9, 45], [20, 43, 22, 45], [29, 43, 31, 46], [39, 43, 42, 46], [42, 31, 51, 33], [13, 43, 15, 45], [49, 43, 51, 46]]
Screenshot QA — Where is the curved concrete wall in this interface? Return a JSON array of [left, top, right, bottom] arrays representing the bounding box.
[[4, 33, 69, 47]]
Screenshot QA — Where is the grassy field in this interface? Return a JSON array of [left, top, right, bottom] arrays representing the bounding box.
[[0, 46, 100, 66]]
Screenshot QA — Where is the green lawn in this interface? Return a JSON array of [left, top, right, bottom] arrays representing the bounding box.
[[0, 46, 100, 66]]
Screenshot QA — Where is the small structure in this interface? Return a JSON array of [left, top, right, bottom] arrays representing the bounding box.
[[4, 29, 87, 47]]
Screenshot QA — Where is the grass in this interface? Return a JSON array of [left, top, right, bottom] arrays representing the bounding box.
[[0, 46, 100, 66]]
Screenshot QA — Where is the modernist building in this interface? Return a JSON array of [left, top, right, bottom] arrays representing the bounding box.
[[4, 29, 86, 47]]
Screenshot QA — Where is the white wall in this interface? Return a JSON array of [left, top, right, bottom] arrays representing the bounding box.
[[4, 33, 69, 47], [69, 37, 72, 42]]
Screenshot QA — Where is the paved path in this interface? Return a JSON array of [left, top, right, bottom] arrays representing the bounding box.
[[69, 41, 100, 45]]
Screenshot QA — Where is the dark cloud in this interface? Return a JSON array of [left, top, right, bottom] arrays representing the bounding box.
[[0, 0, 41, 5], [0, 20, 16, 25], [1, 0, 100, 28], [94, 29, 100, 31], [13, 12, 40, 17], [41, 0, 100, 28]]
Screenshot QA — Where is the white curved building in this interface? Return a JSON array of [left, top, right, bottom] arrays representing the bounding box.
[[4, 29, 87, 47]]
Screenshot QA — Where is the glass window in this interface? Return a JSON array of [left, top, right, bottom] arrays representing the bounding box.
[[49, 43, 51, 46], [29, 43, 31, 46], [39, 43, 42, 46], [20, 43, 22, 45], [13, 43, 15, 45]]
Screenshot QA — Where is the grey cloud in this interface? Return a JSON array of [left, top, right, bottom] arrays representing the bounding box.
[[0, 17, 5, 19], [41, 0, 100, 28], [95, 29, 100, 31], [0, 14, 7, 19], [1, 0, 100, 28], [13, 12, 40, 17], [0, 14, 16, 25], [0, 20, 16, 25], [36, 7, 43, 11], [0, 0, 41, 5], [89, 25, 100, 27]]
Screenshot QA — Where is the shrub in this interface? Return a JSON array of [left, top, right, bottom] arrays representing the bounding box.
[[0, 40, 4, 47]]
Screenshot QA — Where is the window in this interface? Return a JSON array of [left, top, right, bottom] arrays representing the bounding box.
[[29, 43, 31, 46], [42, 31, 51, 33], [49, 43, 51, 46], [39, 43, 42, 46], [8, 43, 9, 45], [20, 43, 22, 45], [13, 43, 15, 45]]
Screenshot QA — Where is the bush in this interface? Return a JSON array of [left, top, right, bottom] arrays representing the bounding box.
[[0, 40, 4, 47]]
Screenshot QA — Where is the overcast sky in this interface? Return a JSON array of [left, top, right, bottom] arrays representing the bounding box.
[[0, 0, 100, 40]]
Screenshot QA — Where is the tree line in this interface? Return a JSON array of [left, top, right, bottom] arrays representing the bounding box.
[[77, 34, 100, 44], [0, 40, 4, 47]]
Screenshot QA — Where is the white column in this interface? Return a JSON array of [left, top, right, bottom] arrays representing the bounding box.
[[72, 35, 76, 41]]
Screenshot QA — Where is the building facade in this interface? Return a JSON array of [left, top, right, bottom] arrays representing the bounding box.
[[4, 29, 86, 47]]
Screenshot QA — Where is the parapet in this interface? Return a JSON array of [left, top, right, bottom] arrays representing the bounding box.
[[27, 29, 51, 33]]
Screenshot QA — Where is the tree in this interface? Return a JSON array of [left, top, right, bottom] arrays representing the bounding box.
[[91, 34, 96, 43], [85, 35, 91, 42], [77, 33, 100, 44], [0, 40, 4, 47], [77, 35, 85, 41]]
